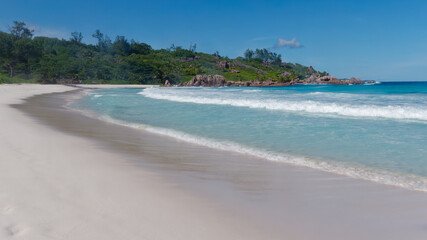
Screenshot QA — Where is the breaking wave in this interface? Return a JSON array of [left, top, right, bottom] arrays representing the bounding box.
[[70, 106, 427, 192], [139, 88, 427, 122]]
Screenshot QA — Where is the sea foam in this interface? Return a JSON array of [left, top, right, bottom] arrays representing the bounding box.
[[71, 105, 427, 192], [139, 88, 427, 122]]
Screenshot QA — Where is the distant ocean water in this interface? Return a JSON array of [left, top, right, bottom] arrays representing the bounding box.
[[72, 82, 427, 191]]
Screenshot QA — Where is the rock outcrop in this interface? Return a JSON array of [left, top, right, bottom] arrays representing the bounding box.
[[163, 80, 171, 87], [291, 74, 364, 85], [177, 75, 293, 87], [216, 61, 230, 69], [343, 77, 364, 85], [165, 74, 364, 87], [281, 72, 292, 78], [183, 75, 227, 87]]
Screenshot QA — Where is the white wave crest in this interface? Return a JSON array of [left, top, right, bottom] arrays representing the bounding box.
[[139, 89, 427, 121], [242, 89, 262, 93], [70, 108, 427, 192]]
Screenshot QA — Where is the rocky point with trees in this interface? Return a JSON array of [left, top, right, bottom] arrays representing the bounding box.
[[0, 21, 363, 86]]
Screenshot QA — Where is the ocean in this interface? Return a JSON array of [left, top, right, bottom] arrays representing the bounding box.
[[72, 82, 427, 191]]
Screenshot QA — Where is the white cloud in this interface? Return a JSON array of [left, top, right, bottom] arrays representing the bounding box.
[[274, 37, 302, 48]]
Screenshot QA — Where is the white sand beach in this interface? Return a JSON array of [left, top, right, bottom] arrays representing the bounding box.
[[0, 84, 270, 240], [1, 84, 427, 240], [72, 84, 159, 89]]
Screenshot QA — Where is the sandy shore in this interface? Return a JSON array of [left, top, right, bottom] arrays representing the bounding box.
[[1, 84, 427, 239], [0, 84, 272, 240], [71, 84, 159, 89]]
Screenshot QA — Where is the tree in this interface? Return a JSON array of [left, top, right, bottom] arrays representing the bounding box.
[[244, 48, 282, 63], [189, 43, 196, 53], [244, 49, 254, 59], [254, 48, 270, 61], [0, 20, 316, 85], [169, 44, 195, 58], [112, 36, 130, 56], [92, 29, 111, 52], [130, 41, 152, 55], [0, 32, 14, 77], [0, 21, 35, 77], [9, 21, 33, 40], [70, 32, 83, 44], [92, 29, 103, 43]]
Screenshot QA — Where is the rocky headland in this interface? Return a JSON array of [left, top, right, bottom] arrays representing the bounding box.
[[164, 75, 293, 87], [164, 74, 369, 87]]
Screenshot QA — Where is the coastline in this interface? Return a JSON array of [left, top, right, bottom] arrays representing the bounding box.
[[70, 84, 159, 89], [0, 84, 274, 240], [2, 84, 427, 239]]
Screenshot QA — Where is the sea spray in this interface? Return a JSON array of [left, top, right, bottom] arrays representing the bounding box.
[[72, 82, 427, 192], [139, 87, 427, 122], [70, 107, 427, 192]]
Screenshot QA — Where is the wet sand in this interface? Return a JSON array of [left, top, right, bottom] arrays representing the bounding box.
[[3, 85, 427, 239], [1, 85, 270, 240]]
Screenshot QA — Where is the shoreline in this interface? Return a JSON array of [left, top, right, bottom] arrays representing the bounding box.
[[138, 86, 427, 191], [0, 85, 274, 240], [2, 84, 427, 239], [69, 84, 159, 89], [74, 96, 427, 192]]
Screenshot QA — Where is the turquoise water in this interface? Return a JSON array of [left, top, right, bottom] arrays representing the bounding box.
[[73, 82, 427, 191]]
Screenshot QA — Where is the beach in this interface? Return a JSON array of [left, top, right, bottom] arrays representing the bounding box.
[[0, 84, 269, 239], [1, 84, 427, 240]]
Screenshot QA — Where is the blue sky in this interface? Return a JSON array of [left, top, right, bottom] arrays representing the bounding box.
[[2, 0, 427, 81]]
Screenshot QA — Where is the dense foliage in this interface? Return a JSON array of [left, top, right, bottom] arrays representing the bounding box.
[[0, 21, 324, 84]]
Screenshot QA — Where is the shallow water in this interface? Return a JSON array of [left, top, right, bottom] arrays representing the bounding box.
[[17, 89, 427, 240], [73, 82, 427, 191]]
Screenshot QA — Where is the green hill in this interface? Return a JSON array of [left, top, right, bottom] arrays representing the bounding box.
[[0, 21, 327, 85]]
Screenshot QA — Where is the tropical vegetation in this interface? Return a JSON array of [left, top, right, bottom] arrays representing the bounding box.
[[0, 21, 326, 84]]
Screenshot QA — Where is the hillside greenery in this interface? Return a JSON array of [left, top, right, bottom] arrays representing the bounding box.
[[0, 21, 326, 84]]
